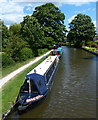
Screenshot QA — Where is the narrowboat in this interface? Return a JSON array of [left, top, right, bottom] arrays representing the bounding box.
[[50, 47, 63, 58], [14, 56, 59, 111]]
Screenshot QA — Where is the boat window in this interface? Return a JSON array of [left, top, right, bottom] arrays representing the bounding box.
[[21, 79, 38, 93], [51, 52, 57, 55], [45, 62, 55, 83], [57, 51, 60, 55], [21, 82, 29, 92]]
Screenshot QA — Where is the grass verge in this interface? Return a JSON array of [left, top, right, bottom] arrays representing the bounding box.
[[2, 58, 35, 78], [1, 57, 45, 114], [82, 46, 98, 53]]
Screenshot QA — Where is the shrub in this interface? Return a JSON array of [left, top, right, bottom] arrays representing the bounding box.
[[94, 40, 98, 44], [38, 48, 48, 56], [86, 41, 93, 45], [2, 53, 15, 68], [20, 47, 33, 61]]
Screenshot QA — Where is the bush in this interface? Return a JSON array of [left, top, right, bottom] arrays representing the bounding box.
[[2, 53, 15, 68], [94, 40, 98, 44], [38, 48, 48, 56], [20, 47, 33, 61]]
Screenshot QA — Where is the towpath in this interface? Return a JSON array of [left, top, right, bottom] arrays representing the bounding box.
[[0, 51, 51, 89]]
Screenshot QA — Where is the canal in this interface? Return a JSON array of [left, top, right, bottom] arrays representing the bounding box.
[[8, 46, 96, 118]]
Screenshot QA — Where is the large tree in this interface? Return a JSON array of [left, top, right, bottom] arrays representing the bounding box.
[[67, 14, 96, 47], [33, 3, 67, 47], [21, 15, 45, 56], [5, 24, 28, 61], [0, 20, 9, 51]]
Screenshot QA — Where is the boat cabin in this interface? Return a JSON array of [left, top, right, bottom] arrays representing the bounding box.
[[50, 50, 60, 56], [50, 48, 62, 58]]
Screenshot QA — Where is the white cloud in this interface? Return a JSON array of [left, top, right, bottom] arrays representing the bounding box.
[[74, 8, 96, 14], [2, 0, 97, 6], [0, 0, 7, 2], [12, 0, 97, 6], [68, 15, 77, 23], [0, 2, 26, 25], [93, 21, 96, 27]]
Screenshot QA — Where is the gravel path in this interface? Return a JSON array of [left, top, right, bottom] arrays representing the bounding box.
[[0, 51, 51, 89]]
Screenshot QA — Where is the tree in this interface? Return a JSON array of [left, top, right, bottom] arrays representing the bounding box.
[[33, 3, 67, 47], [67, 14, 96, 47], [0, 20, 9, 51], [21, 15, 45, 56], [5, 24, 28, 62], [6, 34, 27, 62], [9, 24, 21, 35]]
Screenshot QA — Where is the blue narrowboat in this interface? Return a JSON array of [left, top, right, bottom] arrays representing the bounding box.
[[14, 56, 59, 111]]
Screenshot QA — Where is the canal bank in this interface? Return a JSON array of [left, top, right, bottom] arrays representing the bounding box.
[[5, 46, 97, 118], [82, 47, 98, 56]]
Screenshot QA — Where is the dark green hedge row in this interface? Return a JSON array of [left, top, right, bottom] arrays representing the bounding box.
[[2, 48, 48, 68]]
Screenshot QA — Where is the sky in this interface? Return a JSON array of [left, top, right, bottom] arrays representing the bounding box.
[[0, 0, 97, 33]]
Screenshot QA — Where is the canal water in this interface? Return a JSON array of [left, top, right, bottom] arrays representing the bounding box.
[[8, 46, 97, 118]]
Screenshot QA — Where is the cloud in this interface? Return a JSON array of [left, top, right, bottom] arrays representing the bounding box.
[[68, 15, 77, 23], [74, 8, 96, 13], [2, 0, 97, 6], [10, 0, 97, 6], [0, 2, 47, 26], [0, 2, 30, 25], [93, 21, 96, 27]]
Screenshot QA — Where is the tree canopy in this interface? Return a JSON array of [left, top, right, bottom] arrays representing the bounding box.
[[21, 15, 45, 56], [67, 14, 96, 47], [0, 20, 9, 51], [33, 3, 67, 47]]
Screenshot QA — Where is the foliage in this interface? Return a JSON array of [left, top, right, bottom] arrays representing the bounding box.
[[5, 34, 27, 62], [9, 24, 21, 35], [0, 21, 9, 51], [38, 48, 48, 56], [67, 14, 96, 47], [94, 40, 98, 44], [21, 15, 45, 56], [33, 3, 67, 47], [20, 47, 33, 61], [2, 53, 15, 68]]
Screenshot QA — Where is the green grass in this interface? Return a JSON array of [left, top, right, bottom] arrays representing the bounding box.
[[1, 57, 45, 114], [83, 46, 97, 53]]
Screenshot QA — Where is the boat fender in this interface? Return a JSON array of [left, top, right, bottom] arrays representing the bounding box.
[[56, 57, 59, 64]]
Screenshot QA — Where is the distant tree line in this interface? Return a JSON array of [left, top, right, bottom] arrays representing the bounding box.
[[1, 3, 67, 67]]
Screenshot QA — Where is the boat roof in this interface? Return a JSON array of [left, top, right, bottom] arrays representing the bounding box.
[[26, 73, 47, 94], [58, 47, 62, 50], [51, 50, 58, 52], [27, 56, 57, 76]]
